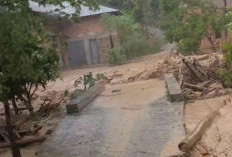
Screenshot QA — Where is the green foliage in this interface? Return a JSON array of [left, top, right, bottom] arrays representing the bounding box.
[[0, 0, 98, 106], [226, 9, 232, 34], [101, 13, 152, 64], [160, 0, 227, 55], [151, 39, 162, 53], [0, 13, 59, 105], [96, 0, 160, 26], [218, 42, 232, 87], [107, 48, 126, 64], [122, 33, 151, 58], [101, 13, 139, 42], [74, 72, 106, 91], [72, 73, 106, 99], [1, 1, 99, 156], [134, 0, 155, 25], [84, 72, 95, 90], [178, 15, 206, 54], [96, 73, 107, 81], [1, 0, 98, 19]]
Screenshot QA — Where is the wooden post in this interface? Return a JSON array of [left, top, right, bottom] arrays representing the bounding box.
[[4, 101, 21, 157]]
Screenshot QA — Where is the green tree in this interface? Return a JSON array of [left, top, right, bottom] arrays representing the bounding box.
[[160, 0, 228, 55], [217, 8, 232, 87], [134, 0, 155, 35], [101, 13, 152, 63], [0, 1, 97, 157]]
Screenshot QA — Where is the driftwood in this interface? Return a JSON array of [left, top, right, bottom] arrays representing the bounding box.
[[178, 106, 222, 152], [196, 55, 209, 61], [0, 136, 46, 149], [183, 83, 206, 91], [182, 58, 207, 82], [128, 70, 146, 82]]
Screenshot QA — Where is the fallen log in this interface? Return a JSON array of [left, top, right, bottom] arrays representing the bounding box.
[[182, 58, 207, 82], [178, 106, 222, 152], [196, 55, 209, 61], [0, 136, 46, 149], [128, 70, 146, 82], [183, 83, 206, 91], [199, 81, 212, 87], [30, 125, 42, 135]]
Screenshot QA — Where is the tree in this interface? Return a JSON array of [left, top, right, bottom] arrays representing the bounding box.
[[134, 0, 155, 35], [0, 1, 97, 157], [217, 4, 232, 87], [160, 0, 228, 55], [101, 13, 152, 63]]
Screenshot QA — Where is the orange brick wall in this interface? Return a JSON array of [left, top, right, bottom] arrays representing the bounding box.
[[63, 16, 107, 38], [97, 33, 119, 64]]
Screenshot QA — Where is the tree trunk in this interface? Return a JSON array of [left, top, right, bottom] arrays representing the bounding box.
[[183, 83, 206, 91], [0, 136, 46, 149], [182, 58, 208, 82], [19, 96, 33, 113], [223, 0, 227, 13], [11, 98, 19, 115], [223, 0, 228, 39], [207, 36, 217, 52], [3, 101, 21, 157]]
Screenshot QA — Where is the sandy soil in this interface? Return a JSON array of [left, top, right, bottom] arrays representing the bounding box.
[[184, 96, 229, 135], [185, 96, 232, 157]]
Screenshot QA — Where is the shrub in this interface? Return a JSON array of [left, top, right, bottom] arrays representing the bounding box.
[[217, 42, 232, 87], [107, 48, 126, 64], [101, 13, 152, 64], [121, 33, 151, 59]]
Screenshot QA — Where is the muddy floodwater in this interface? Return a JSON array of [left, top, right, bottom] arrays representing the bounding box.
[[37, 79, 184, 157]]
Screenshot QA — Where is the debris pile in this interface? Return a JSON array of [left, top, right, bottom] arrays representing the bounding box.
[[103, 53, 231, 100], [157, 53, 229, 100], [0, 90, 66, 149], [104, 65, 161, 84]]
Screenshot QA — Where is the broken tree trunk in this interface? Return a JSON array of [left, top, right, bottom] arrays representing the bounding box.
[[224, 0, 228, 39], [178, 106, 222, 152], [182, 58, 208, 82], [4, 101, 21, 157], [183, 83, 206, 91], [11, 98, 19, 115], [0, 136, 46, 149], [207, 36, 217, 52], [196, 55, 209, 62]]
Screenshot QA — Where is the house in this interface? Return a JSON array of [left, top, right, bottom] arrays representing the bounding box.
[[29, 1, 120, 68]]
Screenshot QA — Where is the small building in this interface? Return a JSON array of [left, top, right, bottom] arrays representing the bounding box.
[[29, 1, 120, 68]]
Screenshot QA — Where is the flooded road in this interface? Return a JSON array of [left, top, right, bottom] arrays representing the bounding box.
[[37, 79, 184, 157]]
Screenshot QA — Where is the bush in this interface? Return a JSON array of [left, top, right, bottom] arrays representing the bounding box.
[[217, 42, 232, 87], [121, 33, 151, 59], [150, 39, 163, 53], [101, 13, 153, 64], [107, 48, 126, 64]]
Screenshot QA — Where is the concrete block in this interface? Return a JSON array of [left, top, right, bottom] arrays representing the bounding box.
[[164, 74, 183, 102], [66, 82, 105, 114]]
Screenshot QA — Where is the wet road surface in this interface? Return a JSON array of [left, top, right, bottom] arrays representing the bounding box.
[[37, 79, 184, 157]]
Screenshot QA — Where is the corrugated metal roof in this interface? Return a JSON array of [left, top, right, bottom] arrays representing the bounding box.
[[29, 0, 118, 17]]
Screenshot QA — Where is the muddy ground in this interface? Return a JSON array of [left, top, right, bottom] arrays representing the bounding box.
[[0, 46, 175, 157], [37, 79, 184, 157], [186, 96, 232, 157]]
